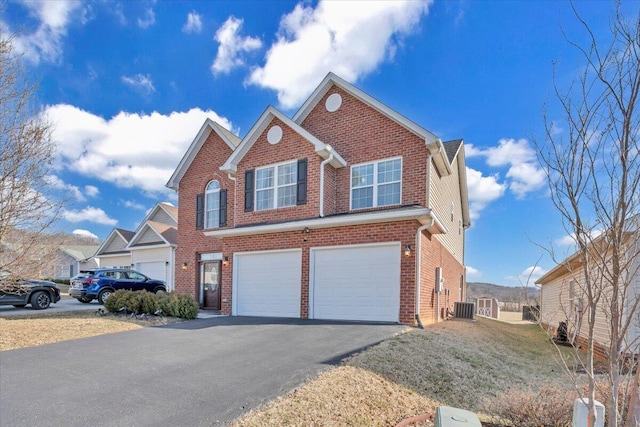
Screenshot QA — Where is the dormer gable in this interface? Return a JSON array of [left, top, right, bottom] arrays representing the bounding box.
[[126, 221, 177, 248], [220, 106, 346, 174], [293, 72, 439, 146], [95, 228, 134, 256], [167, 119, 240, 190]]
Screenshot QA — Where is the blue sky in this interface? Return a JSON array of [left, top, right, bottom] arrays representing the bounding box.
[[2, 0, 633, 286]]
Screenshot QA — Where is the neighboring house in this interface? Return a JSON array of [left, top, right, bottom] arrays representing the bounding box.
[[167, 72, 470, 325], [536, 229, 640, 359], [94, 203, 178, 291], [95, 228, 135, 269], [53, 246, 100, 280], [126, 203, 178, 291]]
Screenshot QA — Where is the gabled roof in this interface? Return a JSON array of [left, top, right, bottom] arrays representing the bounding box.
[[167, 119, 241, 190], [137, 202, 178, 232], [95, 228, 134, 256], [442, 139, 471, 228], [293, 72, 439, 145], [220, 106, 346, 173], [126, 221, 177, 248], [60, 245, 100, 261]]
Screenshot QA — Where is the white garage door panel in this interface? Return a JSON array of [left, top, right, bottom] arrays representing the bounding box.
[[236, 250, 301, 318], [137, 261, 166, 282], [312, 244, 400, 322]]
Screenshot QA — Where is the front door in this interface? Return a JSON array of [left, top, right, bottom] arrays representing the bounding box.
[[199, 261, 221, 310]]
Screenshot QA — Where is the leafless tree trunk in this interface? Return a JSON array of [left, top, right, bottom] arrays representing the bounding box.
[[536, 3, 640, 426], [0, 34, 63, 285]]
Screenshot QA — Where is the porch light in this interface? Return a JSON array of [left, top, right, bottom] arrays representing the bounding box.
[[182, 262, 188, 271], [404, 245, 412, 257], [223, 257, 229, 267]]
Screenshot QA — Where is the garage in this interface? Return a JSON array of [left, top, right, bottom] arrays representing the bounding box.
[[233, 249, 302, 318], [310, 243, 401, 322], [136, 261, 167, 282]]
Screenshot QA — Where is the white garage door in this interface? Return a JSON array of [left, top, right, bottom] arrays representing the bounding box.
[[234, 249, 302, 318], [136, 262, 167, 282], [311, 243, 400, 322]]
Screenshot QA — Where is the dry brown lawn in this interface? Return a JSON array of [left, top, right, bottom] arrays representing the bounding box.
[[0, 310, 182, 351]]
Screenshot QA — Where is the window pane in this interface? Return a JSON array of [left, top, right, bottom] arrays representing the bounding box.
[[352, 164, 373, 188], [256, 168, 274, 190], [206, 180, 220, 191], [278, 185, 296, 207], [256, 188, 274, 210], [377, 182, 401, 206], [205, 181, 220, 228], [378, 159, 401, 183], [205, 210, 219, 228], [277, 162, 297, 186], [352, 187, 373, 209]]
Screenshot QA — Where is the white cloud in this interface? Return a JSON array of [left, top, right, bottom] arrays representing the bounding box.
[[7, 0, 85, 64], [121, 74, 156, 95], [211, 16, 262, 75], [509, 265, 547, 286], [137, 8, 156, 29], [465, 167, 506, 221], [72, 229, 99, 240], [44, 174, 86, 201], [465, 266, 481, 279], [63, 206, 117, 225], [183, 11, 203, 34], [46, 104, 234, 195], [469, 138, 546, 199], [84, 185, 100, 197], [123, 200, 146, 211], [248, 0, 431, 109]]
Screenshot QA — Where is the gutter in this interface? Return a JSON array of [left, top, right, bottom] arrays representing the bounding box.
[[227, 173, 237, 228]]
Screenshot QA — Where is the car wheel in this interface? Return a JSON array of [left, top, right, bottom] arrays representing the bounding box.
[[77, 297, 92, 303], [97, 289, 113, 305], [12, 304, 26, 308], [153, 287, 166, 294], [30, 291, 51, 310]]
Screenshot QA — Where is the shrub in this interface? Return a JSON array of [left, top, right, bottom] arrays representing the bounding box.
[[482, 383, 573, 427], [104, 290, 198, 319]]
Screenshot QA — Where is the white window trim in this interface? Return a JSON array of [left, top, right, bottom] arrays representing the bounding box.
[[255, 160, 297, 211], [205, 180, 220, 229], [349, 156, 402, 211]]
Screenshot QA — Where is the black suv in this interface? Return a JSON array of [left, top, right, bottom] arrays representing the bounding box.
[[0, 278, 61, 310], [69, 268, 167, 304]]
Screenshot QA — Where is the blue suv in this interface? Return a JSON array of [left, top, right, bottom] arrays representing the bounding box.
[[70, 268, 167, 304]]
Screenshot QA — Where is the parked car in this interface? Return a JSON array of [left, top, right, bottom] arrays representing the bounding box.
[[69, 270, 96, 286], [0, 278, 61, 310], [69, 268, 167, 304]]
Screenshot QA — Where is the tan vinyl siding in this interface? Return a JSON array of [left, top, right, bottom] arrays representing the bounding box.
[[136, 227, 164, 245], [429, 156, 464, 264], [103, 236, 128, 253], [150, 208, 177, 226], [130, 247, 171, 264]]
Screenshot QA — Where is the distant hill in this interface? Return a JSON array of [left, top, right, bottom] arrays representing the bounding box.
[[466, 282, 539, 305]]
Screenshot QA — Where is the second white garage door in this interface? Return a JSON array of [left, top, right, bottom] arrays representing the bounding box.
[[136, 262, 167, 282], [233, 249, 302, 318], [310, 243, 401, 322]]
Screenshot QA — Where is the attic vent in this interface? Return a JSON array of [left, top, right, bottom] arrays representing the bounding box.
[[267, 125, 283, 144], [325, 93, 342, 112]]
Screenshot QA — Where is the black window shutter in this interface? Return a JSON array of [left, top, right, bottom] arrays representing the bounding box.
[[297, 158, 308, 205], [244, 169, 254, 212], [219, 189, 227, 227], [195, 193, 204, 230]]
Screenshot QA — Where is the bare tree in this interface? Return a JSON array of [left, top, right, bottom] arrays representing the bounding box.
[[536, 3, 640, 426], [0, 34, 63, 283]]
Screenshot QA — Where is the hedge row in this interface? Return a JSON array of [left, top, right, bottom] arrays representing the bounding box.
[[104, 290, 199, 319]]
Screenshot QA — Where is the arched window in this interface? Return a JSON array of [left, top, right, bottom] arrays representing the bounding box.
[[205, 180, 220, 228]]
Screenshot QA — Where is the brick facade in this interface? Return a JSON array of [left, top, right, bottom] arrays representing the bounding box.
[[170, 73, 468, 326]]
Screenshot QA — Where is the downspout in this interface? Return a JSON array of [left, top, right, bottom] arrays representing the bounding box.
[[319, 148, 334, 218], [415, 144, 441, 328]]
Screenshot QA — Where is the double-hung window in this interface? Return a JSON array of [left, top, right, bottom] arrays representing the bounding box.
[[205, 180, 220, 228], [255, 161, 297, 211], [351, 157, 402, 210]]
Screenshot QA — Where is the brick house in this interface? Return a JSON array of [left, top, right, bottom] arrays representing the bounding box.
[[167, 73, 470, 325]]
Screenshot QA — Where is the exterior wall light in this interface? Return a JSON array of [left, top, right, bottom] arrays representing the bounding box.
[[182, 262, 188, 271], [404, 245, 412, 257], [223, 257, 230, 267]]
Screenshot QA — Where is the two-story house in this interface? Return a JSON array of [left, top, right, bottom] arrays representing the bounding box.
[[167, 73, 470, 325]]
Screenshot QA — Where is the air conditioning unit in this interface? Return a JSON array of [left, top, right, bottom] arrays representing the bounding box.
[[454, 302, 475, 320], [435, 406, 481, 427]]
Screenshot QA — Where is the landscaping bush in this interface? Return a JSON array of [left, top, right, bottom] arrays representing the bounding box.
[[482, 383, 573, 427], [104, 290, 199, 319]]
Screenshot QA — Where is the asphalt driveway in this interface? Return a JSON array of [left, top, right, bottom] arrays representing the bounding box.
[[0, 316, 407, 427]]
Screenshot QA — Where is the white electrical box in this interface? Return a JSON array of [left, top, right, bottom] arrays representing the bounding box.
[[435, 406, 481, 427], [435, 267, 444, 293], [572, 398, 605, 427]]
